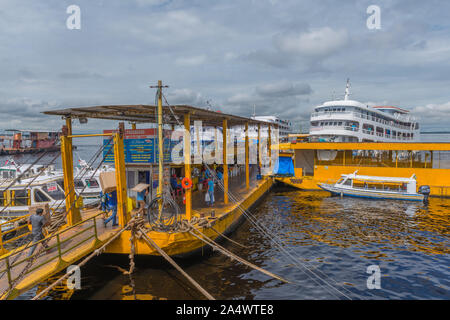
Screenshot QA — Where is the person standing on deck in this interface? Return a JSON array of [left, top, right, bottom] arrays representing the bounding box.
[[28, 208, 49, 257], [104, 190, 118, 227], [216, 168, 223, 181], [136, 188, 149, 216], [207, 178, 215, 206]]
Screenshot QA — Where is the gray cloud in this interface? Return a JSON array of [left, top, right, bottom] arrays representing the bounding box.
[[0, 0, 449, 132]]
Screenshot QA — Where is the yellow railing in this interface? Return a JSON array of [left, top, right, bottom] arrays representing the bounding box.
[[0, 211, 104, 292], [0, 215, 31, 255]]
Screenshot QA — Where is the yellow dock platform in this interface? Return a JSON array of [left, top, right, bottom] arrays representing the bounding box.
[[0, 174, 273, 300], [0, 208, 119, 300]]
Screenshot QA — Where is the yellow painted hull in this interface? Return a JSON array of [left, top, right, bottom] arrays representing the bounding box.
[[277, 165, 450, 197], [104, 177, 274, 257]]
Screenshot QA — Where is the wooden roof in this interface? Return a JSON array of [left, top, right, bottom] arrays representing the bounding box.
[[42, 104, 271, 127]]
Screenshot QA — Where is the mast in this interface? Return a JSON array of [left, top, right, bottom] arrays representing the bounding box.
[[150, 80, 168, 208], [157, 80, 163, 200], [344, 78, 350, 101]]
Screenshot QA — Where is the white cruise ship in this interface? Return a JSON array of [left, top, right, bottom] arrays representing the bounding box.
[[309, 80, 420, 142], [251, 116, 292, 140]]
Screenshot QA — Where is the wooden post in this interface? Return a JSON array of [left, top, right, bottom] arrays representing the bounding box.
[[245, 122, 249, 189], [114, 122, 129, 227], [61, 118, 81, 226], [184, 113, 192, 220], [223, 119, 228, 204]]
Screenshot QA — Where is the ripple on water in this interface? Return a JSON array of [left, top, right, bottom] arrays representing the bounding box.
[[28, 189, 450, 300]]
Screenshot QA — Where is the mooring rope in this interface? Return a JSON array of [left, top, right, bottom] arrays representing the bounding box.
[[160, 94, 353, 299], [136, 226, 215, 300], [210, 226, 249, 249], [0, 135, 116, 299], [186, 223, 290, 284], [204, 163, 357, 300], [31, 218, 133, 300]]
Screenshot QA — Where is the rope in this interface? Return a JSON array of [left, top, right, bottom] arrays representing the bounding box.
[[210, 226, 249, 249], [159, 93, 356, 299], [137, 226, 215, 300], [31, 218, 133, 300], [186, 223, 290, 284], [204, 163, 357, 300], [0, 135, 115, 299]]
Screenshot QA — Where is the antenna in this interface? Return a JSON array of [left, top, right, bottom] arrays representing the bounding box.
[[253, 104, 256, 118], [205, 100, 212, 111], [344, 78, 351, 101]]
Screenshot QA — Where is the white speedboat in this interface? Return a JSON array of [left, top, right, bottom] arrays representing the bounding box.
[[318, 171, 427, 201], [0, 159, 59, 184], [0, 160, 114, 218]]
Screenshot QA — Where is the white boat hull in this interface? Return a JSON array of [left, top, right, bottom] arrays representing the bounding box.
[[318, 183, 424, 201]]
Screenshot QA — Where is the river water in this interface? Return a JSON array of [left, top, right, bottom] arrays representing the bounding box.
[[5, 134, 450, 300]]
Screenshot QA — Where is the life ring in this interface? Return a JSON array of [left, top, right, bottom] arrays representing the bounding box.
[[181, 177, 192, 189]]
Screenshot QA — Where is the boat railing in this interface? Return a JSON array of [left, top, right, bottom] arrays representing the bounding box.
[[310, 125, 359, 132], [311, 111, 415, 131], [0, 211, 104, 290]]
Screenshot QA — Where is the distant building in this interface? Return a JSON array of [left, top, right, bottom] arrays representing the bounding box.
[[251, 116, 293, 139]]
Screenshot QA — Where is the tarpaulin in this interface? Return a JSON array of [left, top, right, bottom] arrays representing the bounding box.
[[273, 156, 294, 176]]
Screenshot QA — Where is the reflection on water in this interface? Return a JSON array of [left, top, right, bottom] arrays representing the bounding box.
[[30, 188, 449, 300]]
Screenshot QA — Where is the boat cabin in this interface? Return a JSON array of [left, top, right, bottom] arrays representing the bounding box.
[[336, 171, 418, 194]]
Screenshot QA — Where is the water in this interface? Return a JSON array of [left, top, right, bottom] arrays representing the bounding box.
[[32, 188, 446, 300], [9, 133, 450, 300]]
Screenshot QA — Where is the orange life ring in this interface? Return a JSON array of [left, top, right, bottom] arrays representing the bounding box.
[[181, 177, 192, 189]]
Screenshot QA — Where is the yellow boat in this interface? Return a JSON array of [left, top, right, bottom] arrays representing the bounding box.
[[276, 141, 450, 198]]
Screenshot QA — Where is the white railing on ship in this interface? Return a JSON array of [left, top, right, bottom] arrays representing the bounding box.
[[311, 111, 415, 130], [310, 126, 359, 132]]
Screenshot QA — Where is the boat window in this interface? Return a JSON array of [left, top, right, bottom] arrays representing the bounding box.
[[14, 189, 29, 206], [85, 178, 99, 188], [34, 189, 50, 202], [56, 179, 64, 189], [343, 179, 352, 186], [74, 179, 85, 189], [127, 171, 136, 189], [14, 190, 28, 206], [2, 171, 8, 179], [0, 191, 4, 206], [42, 183, 65, 200]]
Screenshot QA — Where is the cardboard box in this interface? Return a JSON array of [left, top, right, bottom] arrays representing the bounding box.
[[99, 171, 117, 193], [131, 183, 150, 193], [28, 203, 51, 224]]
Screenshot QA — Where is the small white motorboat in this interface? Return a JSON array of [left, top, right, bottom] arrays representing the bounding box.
[[318, 171, 429, 202]]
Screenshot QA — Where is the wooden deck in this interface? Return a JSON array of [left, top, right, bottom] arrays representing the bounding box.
[[0, 208, 120, 300], [0, 166, 268, 299]]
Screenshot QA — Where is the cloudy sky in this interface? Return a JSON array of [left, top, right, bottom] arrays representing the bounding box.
[[1, 0, 450, 132]]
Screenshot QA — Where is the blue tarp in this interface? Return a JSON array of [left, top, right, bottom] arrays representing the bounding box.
[[273, 156, 294, 176]]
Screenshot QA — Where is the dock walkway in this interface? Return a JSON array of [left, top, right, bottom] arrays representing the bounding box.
[[0, 208, 118, 299], [0, 165, 266, 299]]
